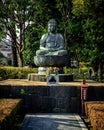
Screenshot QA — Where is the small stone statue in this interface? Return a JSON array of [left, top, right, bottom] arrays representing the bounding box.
[[36, 19, 68, 56]]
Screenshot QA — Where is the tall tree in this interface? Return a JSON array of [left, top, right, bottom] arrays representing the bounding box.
[[55, 0, 72, 49], [83, 0, 104, 79], [0, 0, 18, 66], [71, 0, 104, 79], [0, 0, 39, 67], [23, 0, 62, 66]]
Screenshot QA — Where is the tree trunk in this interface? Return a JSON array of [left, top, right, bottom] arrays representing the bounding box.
[[99, 59, 104, 81], [12, 45, 18, 67], [64, 29, 67, 49], [9, 25, 18, 67], [18, 52, 23, 67]]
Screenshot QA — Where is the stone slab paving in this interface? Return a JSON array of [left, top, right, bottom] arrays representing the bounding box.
[[0, 79, 104, 86], [21, 113, 88, 130]]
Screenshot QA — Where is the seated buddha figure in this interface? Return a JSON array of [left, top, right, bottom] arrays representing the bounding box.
[[36, 19, 68, 56]]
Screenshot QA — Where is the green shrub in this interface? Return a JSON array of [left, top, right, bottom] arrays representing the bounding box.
[[64, 67, 89, 80], [0, 66, 90, 80], [0, 66, 38, 80], [0, 68, 7, 80]]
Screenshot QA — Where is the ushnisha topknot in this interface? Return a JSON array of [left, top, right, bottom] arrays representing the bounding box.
[[48, 19, 57, 25]]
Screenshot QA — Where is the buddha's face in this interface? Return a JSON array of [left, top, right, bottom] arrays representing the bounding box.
[[48, 23, 56, 33]]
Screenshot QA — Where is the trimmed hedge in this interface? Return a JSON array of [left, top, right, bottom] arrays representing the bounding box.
[[0, 66, 38, 80], [65, 67, 89, 79], [85, 101, 104, 130], [0, 68, 7, 80], [0, 66, 90, 80]]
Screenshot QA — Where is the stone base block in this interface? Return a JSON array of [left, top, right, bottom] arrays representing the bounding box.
[[28, 73, 74, 82]]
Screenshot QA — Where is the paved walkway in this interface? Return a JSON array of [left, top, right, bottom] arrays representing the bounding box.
[[21, 113, 88, 130], [0, 79, 104, 86]]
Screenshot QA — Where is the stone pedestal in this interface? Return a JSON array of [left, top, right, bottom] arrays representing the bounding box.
[[38, 67, 47, 75], [33, 55, 72, 82], [34, 55, 69, 67], [28, 73, 74, 82]]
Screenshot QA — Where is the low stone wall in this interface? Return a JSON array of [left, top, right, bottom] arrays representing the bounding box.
[[0, 84, 104, 114], [0, 85, 80, 113], [88, 86, 104, 100]]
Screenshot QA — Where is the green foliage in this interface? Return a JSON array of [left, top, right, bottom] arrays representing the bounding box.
[[0, 0, 42, 67], [83, 18, 104, 46], [0, 52, 4, 64], [0, 68, 7, 80], [0, 24, 6, 39], [68, 18, 84, 44], [69, 0, 104, 81], [0, 0, 103, 81], [20, 89, 26, 94], [72, 0, 84, 16], [23, 23, 47, 66], [0, 66, 38, 80], [65, 67, 89, 80]]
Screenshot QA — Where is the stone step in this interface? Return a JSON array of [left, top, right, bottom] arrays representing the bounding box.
[[21, 113, 88, 130]]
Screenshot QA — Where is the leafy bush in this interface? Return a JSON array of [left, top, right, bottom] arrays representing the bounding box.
[[0, 66, 90, 80], [0, 66, 38, 80], [65, 67, 89, 80], [0, 68, 7, 80]]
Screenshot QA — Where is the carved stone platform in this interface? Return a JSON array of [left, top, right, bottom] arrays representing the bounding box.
[[28, 73, 73, 82], [34, 55, 69, 67]]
